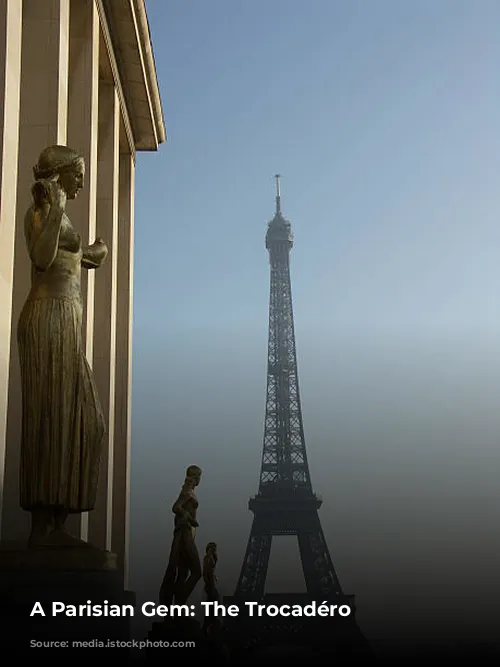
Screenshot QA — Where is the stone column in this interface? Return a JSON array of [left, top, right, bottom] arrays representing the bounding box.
[[0, 0, 22, 536], [87, 81, 119, 552], [112, 150, 135, 583], [65, 0, 99, 541], [1, 0, 70, 540]]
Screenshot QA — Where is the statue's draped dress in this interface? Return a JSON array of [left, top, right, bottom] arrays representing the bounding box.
[[170, 487, 199, 564], [17, 211, 105, 512], [159, 485, 200, 604]]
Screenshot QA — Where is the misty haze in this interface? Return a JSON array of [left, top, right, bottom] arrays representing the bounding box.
[[129, 0, 500, 651]]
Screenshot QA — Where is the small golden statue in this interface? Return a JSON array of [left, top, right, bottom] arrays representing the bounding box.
[[18, 145, 108, 547], [159, 465, 202, 606], [203, 542, 219, 602], [202, 542, 221, 635]]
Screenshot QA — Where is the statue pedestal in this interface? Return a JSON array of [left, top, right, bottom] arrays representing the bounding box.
[[146, 617, 230, 664], [0, 541, 135, 658]]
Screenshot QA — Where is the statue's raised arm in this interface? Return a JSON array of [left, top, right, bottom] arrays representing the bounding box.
[[25, 178, 66, 271]]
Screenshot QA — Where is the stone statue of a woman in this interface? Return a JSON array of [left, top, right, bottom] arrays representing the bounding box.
[[18, 145, 107, 547], [159, 465, 203, 606]]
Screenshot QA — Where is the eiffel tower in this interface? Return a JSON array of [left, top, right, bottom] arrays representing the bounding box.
[[223, 176, 371, 664]]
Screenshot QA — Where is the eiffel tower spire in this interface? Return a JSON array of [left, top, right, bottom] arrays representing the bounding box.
[[274, 173, 281, 213]]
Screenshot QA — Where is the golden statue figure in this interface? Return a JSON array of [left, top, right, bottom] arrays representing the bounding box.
[[202, 541, 222, 635], [18, 145, 107, 547], [203, 542, 219, 602], [159, 465, 202, 606]]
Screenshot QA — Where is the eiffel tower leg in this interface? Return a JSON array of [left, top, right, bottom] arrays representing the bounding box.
[[234, 519, 272, 599], [297, 513, 343, 599]]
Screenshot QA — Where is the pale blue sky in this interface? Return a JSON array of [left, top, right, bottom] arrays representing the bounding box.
[[130, 0, 500, 645]]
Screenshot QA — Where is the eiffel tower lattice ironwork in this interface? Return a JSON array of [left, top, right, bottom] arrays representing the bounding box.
[[234, 174, 344, 601], [224, 175, 372, 665]]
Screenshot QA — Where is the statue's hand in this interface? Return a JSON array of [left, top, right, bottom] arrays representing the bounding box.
[[49, 181, 67, 210], [91, 238, 108, 262], [190, 519, 199, 528]]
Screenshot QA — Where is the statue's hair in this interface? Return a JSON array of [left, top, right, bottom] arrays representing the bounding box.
[[33, 145, 83, 180], [206, 542, 217, 552], [180, 465, 201, 492], [185, 464, 201, 479]]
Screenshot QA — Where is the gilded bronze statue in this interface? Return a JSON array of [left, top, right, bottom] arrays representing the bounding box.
[[159, 465, 202, 606], [202, 541, 221, 635], [18, 145, 107, 548], [203, 542, 219, 602]]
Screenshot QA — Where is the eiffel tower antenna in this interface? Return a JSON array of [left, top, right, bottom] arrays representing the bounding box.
[[274, 173, 281, 213]]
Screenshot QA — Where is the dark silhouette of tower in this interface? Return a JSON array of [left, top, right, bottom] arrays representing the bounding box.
[[224, 177, 371, 664]]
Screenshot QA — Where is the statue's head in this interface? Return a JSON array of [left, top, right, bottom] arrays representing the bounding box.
[[33, 145, 85, 200], [185, 464, 202, 487], [206, 542, 217, 554]]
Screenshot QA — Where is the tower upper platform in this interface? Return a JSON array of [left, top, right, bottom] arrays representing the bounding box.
[[266, 174, 293, 249]]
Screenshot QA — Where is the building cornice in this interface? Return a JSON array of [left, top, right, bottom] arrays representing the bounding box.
[[132, 0, 166, 146], [101, 0, 166, 152], [95, 0, 136, 158]]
